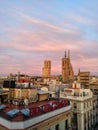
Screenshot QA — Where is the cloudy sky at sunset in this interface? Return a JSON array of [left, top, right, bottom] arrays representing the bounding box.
[[0, 0, 98, 76]]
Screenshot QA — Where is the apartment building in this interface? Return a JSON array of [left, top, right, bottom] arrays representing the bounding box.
[[60, 82, 97, 130], [77, 70, 90, 88], [0, 78, 72, 130], [0, 97, 72, 130]]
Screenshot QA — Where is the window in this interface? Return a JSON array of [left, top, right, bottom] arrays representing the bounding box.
[[73, 103, 77, 109], [62, 61, 64, 66], [65, 119, 68, 129], [84, 102, 85, 108], [18, 91, 20, 98], [55, 124, 59, 130]]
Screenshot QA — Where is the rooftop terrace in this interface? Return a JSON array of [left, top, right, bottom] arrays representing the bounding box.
[[0, 98, 70, 121], [0, 98, 71, 129]]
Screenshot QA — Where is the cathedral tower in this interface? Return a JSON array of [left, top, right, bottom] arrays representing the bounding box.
[[62, 50, 74, 83], [42, 60, 51, 78]]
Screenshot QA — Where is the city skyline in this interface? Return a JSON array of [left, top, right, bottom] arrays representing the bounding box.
[[0, 0, 98, 76]]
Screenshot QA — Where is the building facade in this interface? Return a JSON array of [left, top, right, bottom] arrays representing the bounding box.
[[62, 50, 74, 83], [77, 70, 90, 88], [60, 82, 97, 130], [42, 60, 51, 78]]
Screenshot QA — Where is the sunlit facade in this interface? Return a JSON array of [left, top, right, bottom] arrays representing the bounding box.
[[42, 60, 51, 78], [62, 50, 74, 83], [60, 82, 97, 130], [78, 70, 90, 88]]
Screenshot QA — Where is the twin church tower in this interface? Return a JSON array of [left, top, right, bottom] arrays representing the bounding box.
[[42, 50, 74, 83]]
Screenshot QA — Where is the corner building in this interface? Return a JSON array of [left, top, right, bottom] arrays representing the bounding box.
[[0, 98, 72, 130], [60, 82, 97, 130]]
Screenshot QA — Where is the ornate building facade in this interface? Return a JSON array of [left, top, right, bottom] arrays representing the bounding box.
[[62, 50, 74, 83], [60, 82, 98, 130]]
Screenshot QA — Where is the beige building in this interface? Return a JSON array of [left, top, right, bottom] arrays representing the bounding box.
[[92, 95, 98, 130], [26, 105, 72, 130], [2, 78, 52, 104], [78, 70, 90, 88], [3, 87, 38, 103], [42, 60, 51, 78], [60, 82, 98, 130], [62, 50, 74, 83]]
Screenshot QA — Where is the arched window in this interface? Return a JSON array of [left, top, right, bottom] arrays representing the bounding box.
[[73, 103, 77, 109]]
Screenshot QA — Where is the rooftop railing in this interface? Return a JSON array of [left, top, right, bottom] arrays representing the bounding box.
[[0, 105, 71, 130], [0, 99, 71, 122]]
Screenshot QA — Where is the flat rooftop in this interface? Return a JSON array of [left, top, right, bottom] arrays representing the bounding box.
[[0, 98, 70, 122]]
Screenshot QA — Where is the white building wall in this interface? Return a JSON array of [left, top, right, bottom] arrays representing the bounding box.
[[59, 120, 65, 130], [78, 113, 84, 130]]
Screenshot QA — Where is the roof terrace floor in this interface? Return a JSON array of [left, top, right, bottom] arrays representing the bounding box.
[[0, 98, 70, 122]]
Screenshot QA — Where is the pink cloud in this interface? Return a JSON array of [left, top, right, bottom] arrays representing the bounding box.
[[0, 12, 98, 76], [18, 12, 81, 35]]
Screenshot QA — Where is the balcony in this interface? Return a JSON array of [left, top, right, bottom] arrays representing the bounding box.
[[60, 93, 92, 101]]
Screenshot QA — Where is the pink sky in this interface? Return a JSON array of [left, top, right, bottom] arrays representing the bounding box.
[[0, 0, 98, 76]]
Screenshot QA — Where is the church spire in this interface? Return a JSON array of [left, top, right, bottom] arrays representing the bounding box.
[[68, 50, 70, 59], [64, 50, 66, 58], [78, 68, 80, 75]]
